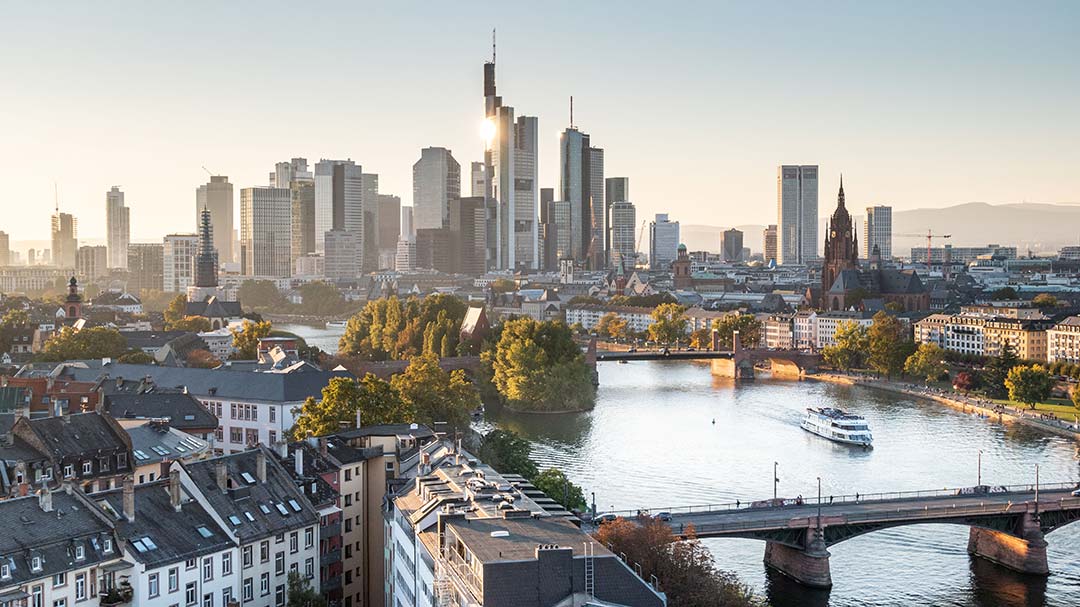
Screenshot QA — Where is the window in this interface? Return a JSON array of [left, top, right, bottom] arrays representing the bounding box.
[[260, 572, 269, 596], [32, 585, 42, 607], [269, 408, 275, 423], [74, 545, 85, 560], [221, 587, 232, 607], [275, 533, 284, 544], [53, 572, 66, 587], [64, 465, 74, 478], [203, 556, 213, 581], [274, 585, 285, 607], [344, 469, 351, 482], [275, 552, 284, 575], [289, 532, 298, 554], [344, 519, 352, 533], [148, 573, 159, 598], [215, 428, 224, 443], [185, 582, 197, 606], [268, 430, 277, 444], [75, 574, 86, 601], [242, 578, 253, 602], [230, 428, 242, 444], [222, 552, 232, 576], [52, 600, 66, 607], [230, 403, 237, 420], [304, 527, 313, 549], [31, 556, 42, 572], [186, 558, 197, 570], [82, 461, 92, 475], [260, 540, 269, 563], [245, 429, 258, 446], [0, 563, 9, 579], [100, 457, 109, 472], [168, 568, 179, 592], [304, 558, 313, 579], [103, 538, 113, 554], [202, 594, 213, 607], [242, 546, 253, 568]]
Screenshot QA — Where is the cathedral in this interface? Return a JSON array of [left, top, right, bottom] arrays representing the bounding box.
[[818, 177, 930, 312]]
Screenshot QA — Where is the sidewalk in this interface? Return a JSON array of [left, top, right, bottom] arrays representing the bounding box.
[[811, 372, 1080, 440]]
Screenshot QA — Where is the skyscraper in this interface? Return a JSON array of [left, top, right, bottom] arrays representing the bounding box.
[[649, 213, 679, 270], [127, 243, 164, 293], [605, 177, 629, 205], [450, 196, 487, 276], [538, 187, 558, 271], [764, 224, 778, 265], [0, 231, 9, 267], [194, 207, 218, 289], [75, 245, 108, 280], [314, 159, 363, 255], [240, 187, 291, 277], [470, 162, 486, 198], [413, 148, 461, 231], [777, 165, 819, 265], [196, 175, 234, 264], [360, 173, 380, 273], [415, 228, 452, 273], [324, 229, 360, 280], [609, 201, 636, 272], [864, 205, 893, 260], [291, 180, 316, 271], [50, 211, 77, 269], [163, 234, 198, 292], [400, 206, 414, 241], [105, 186, 130, 269], [587, 146, 605, 269], [377, 194, 401, 269], [559, 127, 590, 265], [270, 158, 312, 188], [721, 228, 744, 262]]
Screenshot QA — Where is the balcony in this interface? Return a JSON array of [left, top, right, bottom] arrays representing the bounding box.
[[99, 583, 133, 607], [319, 520, 342, 537], [321, 576, 342, 593], [321, 550, 342, 566]]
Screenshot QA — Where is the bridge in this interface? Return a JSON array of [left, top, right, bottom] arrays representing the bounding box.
[[588, 331, 822, 379], [601, 482, 1080, 588]]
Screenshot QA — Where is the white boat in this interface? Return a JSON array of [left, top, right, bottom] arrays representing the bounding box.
[[801, 407, 873, 447], [326, 320, 348, 329]]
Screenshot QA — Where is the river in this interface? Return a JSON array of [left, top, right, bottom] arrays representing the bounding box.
[[282, 323, 1080, 606]]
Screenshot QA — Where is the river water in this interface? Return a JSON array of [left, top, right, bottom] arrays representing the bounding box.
[[283, 323, 1080, 606]]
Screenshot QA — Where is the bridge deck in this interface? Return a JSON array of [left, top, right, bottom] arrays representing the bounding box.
[[594, 350, 733, 361]]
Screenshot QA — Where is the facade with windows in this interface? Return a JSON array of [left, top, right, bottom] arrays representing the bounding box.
[[1048, 316, 1080, 364]]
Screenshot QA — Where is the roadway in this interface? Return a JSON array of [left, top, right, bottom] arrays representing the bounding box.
[[594, 350, 733, 361]]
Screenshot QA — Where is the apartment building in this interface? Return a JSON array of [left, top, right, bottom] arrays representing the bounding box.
[[764, 314, 794, 350], [983, 317, 1052, 362], [913, 314, 986, 356], [1047, 316, 1080, 364], [813, 311, 875, 350]]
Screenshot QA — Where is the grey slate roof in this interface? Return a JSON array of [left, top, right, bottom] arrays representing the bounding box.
[[22, 413, 132, 460], [121, 331, 191, 351], [185, 297, 242, 318], [62, 363, 352, 403], [0, 492, 120, 587], [126, 423, 210, 467], [105, 392, 218, 431], [336, 423, 436, 441], [95, 481, 235, 568], [182, 448, 319, 543]]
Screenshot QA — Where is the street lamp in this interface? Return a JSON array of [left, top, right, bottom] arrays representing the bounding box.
[[817, 476, 822, 529], [978, 450, 982, 486], [1035, 463, 1040, 514], [773, 462, 779, 500]]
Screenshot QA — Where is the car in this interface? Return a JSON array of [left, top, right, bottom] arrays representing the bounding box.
[[1071, 488, 1080, 497], [654, 512, 672, 522], [627, 347, 637, 353], [594, 513, 619, 525]]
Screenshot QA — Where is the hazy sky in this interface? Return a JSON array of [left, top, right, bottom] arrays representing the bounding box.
[[2, 2, 1078, 244]]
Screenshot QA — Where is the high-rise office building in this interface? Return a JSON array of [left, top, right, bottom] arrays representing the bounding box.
[[239, 187, 291, 277], [413, 147, 461, 231], [291, 180, 316, 270], [609, 201, 636, 272], [449, 196, 487, 276], [721, 228, 744, 262], [764, 224, 778, 265], [470, 162, 487, 198], [163, 234, 198, 292], [777, 165, 819, 264], [127, 243, 164, 292], [605, 177, 629, 205], [586, 146, 605, 269], [401, 206, 414, 241], [483, 46, 538, 271], [415, 228, 452, 273], [269, 158, 312, 188], [105, 186, 129, 269], [324, 229, 360, 280], [649, 213, 680, 270], [196, 175, 234, 264], [361, 173, 380, 273], [864, 205, 893, 260], [0, 231, 9, 266], [75, 245, 108, 281], [396, 206, 415, 273], [559, 127, 591, 266], [50, 211, 77, 269], [314, 159, 362, 254], [377, 194, 401, 270], [554, 201, 572, 264], [194, 207, 218, 289], [538, 187, 557, 271]]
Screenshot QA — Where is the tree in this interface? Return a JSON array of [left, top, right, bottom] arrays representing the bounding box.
[[230, 319, 272, 359], [39, 327, 129, 362], [237, 280, 287, 310], [117, 350, 155, 364], [338, 294, 466, 360], [953, 370, 979, 394], [1072, 386, 1080, 412], [594, 518, 761, 607], [296, 281, 351, 316], [1032, 293, 1059, 310], [688, 328, 712, 350], [904, 343, 947, 383], [185, 349, 221, 369], [163, 295, 188, 328], [983, 341, 1020, 398], [648, 303, 687, 344], [711, 314, 762, 350], [391, 353, 478, 431], [170, 316, 212, 333], [484, 318, 595, 412], [532, 468, 587, 511], [1, 309, 30, 328], [291, 374, 410, 439], [868, 311, 914, 378], [822, 321, 869, 371], [490, 278, 517, 294], [285, 571, 326, 607], [1005, 364, 1053, 409], [478, 429, 538, 479], [991, 286, 1018, 300], [596, 312, 628, 340]]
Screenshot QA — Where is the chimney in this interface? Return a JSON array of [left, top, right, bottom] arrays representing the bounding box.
[[216, 460, 228, 492], [294, 447, 304, 478], [169, 469, 182, 512], [273, 440, 288, 459], [355, 408, 362, 429], [122, 477, 135, 522], [317, 437, 328, 457], [38, 486, 53, 513], [256, 449, 267, 484]]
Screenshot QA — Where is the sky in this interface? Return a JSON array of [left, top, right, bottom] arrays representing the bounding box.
[[2, 1, 1078, 245]]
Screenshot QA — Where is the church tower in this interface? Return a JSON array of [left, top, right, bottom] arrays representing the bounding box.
[[820, 176, 859, 309]]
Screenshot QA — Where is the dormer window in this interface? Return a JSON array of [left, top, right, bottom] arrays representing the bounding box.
[[74, 545, 85, 560], [103, 538, 113, 553], [82, 461, 93, 476], [1, 563, 10, 579], [117, 453, 128, 468], [31, 556, 42, 572], [64, 465, 74, 479]]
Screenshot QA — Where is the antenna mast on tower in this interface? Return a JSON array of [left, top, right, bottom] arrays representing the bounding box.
[[570, 96, 574, 128], [492, 28, 496, 64]]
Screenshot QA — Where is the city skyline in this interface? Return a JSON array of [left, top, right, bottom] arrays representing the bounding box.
[[3, 3, 1079, 246]]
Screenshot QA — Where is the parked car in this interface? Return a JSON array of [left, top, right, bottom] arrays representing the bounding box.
[[1071, 488, 1080, 497], [654, 512, 672, 522], [595, 513, 619, 525]]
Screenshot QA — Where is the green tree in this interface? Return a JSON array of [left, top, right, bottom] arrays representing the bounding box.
[[117, 350, 155, 364], [532, 468, 587, 511], [1005, 364, 1053, 409], [170, 316, 212, 333], [237, 280, 287, 311], [484, 318, 595, 412], [688, 328, 712, 350], [296, 281, 350, 316], [230, 319, 272, 359], [185, 349, 221, 369], [163, 295, 188, 328], [338, 294, 466, 360], [991, 286, 1019, 300], [1032, 293, 1059, 310], [983, 341, 1020, 398], [904, 343, 947, 383], [391, 353, 478, 431], [822, 321, 869, 371], [39, 327, 129, 362], [711, 314, 762, 350], [285, 571, 326, 607], [478, 429, 538, 479], [868, 311, 914, 378], [291, 374, 409, 440], [490, 278, 517, 293], [1, 309, 30, 328], [648, 303, 687, 344], [596, 312, 628, 340]]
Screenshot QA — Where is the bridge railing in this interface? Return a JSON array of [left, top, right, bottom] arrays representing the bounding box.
[[604, 482, 1079, 518], [672, 495, 1080, 536]]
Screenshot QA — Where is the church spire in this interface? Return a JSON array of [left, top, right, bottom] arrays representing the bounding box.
[[838, 173, 845, 208]]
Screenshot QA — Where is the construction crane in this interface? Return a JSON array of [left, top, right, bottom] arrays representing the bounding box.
[[634, 219, 649, 270], [897, 230, 952, 279]]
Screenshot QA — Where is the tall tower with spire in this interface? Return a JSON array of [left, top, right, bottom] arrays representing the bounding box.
[[820, 175, 859, 309]]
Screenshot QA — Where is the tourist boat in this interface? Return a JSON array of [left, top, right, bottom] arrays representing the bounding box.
[[801, 407, 873, 447], [326, 320, 348, 329]]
